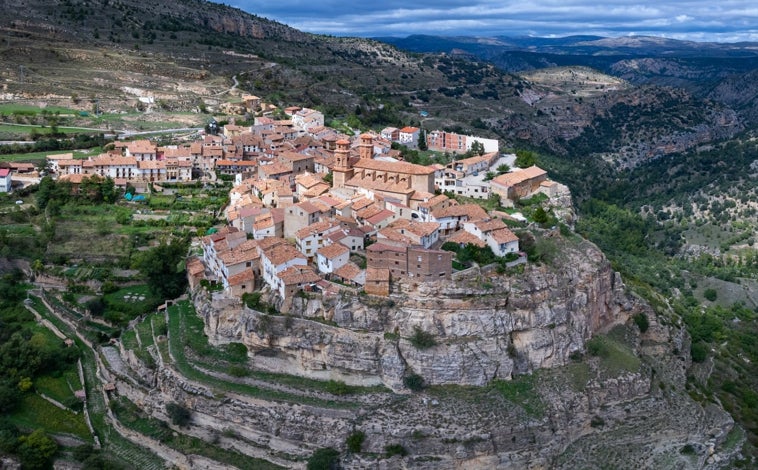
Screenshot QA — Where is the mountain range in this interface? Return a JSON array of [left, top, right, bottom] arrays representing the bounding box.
[[2, 1, 757, 168]]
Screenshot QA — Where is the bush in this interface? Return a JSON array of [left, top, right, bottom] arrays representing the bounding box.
[[384, 443, 408, 457], [346, 431, 365, 453], [325, 380, 351, 396], [403, 373, 425, 392], [409, 326, 436, 349], [227, 366, 249, 377], [166, 402, 191, 427], [703, 288, 718, 302], [307, 447, 340, 470], [691, 342, 708, 363], [586, 337, 608, 357], [680, 443, 696, 455], [633, 313, 650, 333], [590, 416, 605, 428]]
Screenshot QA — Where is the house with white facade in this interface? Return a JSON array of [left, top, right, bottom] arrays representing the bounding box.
[[291, 108, 325, 131], [462, 218, 519, 257], [316, 243, 350, 275], [398, 126, 420, 147], [0, 169, 11, 193]]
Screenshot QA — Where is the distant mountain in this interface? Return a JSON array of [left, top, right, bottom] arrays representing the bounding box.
[[0, 1, 749, 169], [378, 34, 758, 59], [378, 34, 758, 109]]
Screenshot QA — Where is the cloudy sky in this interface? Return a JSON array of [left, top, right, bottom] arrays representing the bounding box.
[[233, 1, 758, 42]]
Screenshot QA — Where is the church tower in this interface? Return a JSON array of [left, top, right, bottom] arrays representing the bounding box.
[[332, 139, 353, 189], [359, 133, 373, 160]]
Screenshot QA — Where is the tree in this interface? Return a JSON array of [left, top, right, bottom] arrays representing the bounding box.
[[16, 429, 58, 470], [403, 373, 425, 391], [633, 313, 649, 333], [409, 326, 436, 349], [515, 150, 537, 168], [166, 402, 191, 427], [31, 259, 44, 277], [533, 207, 549, 225], [135, 239, 188, 300], [470, 140, 484, 156], [417, 129, 427, 151], [346, 431, 365, 453], [85, 297, 106, 317], [307, 447, 340, 470]]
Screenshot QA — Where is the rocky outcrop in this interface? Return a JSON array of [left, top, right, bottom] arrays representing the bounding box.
[[198, 237, 636, 392], [100, 234, 741, 469]]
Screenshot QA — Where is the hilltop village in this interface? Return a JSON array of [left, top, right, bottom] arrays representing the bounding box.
[[36, 100, 568, 311]]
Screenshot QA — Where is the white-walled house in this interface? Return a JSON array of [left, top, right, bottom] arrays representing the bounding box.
[[260, 242, 308, 296], [462, 219, 519, 256], [0, 169, 11, 193], [316, 243, 350, 275]]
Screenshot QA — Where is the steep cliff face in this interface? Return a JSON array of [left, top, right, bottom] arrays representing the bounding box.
[[198, 237, 635, 392], [100, 233, 741, 468]]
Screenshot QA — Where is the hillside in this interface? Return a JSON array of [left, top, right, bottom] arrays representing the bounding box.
[[0, 0, 750, 170], [2, 1, 758, 467]]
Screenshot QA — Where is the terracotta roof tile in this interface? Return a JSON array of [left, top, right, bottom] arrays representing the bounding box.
[[491, 166, 547, 187], [317, 243, 349, 259]]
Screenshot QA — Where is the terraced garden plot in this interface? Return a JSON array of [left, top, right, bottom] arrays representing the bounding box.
[[166, 302, 370, 408], [111, 397, 285, 470], [47, 218, 131, 263], [29, 292, 167, 467], [9, 393, 91, 441], [34, 370, 82, 405]]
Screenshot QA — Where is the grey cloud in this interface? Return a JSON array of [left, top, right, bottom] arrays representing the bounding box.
[[234, 0, 758, 41]]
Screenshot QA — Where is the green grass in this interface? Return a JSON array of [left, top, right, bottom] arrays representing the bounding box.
[[0, 104, 78, 115], [34, 370, 81, 404], [167, 302, 367, 408], [491, 373, 545, 417], [8, 394, 91, 441], [0, 147, 102, 163], [588, 331, 642, 378], [121, 329, 139, 350], [28, 293, 166, 466], [136, 317, 156, 347]]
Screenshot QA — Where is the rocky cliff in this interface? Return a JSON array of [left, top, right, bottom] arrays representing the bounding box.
[[99, 233, 742, 468], [197, 237, 634, 392]]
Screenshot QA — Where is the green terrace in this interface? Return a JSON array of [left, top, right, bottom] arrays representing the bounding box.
[[156, 301, 389, 408]]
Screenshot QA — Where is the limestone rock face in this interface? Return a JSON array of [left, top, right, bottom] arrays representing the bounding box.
[[103, 236, 739, 469], [199, 238, 637, 391]]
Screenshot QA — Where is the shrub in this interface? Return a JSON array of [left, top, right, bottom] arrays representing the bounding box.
[[703, 288, 718, 302], [346, 431, 365, 453], [590, 416, 605, 428], [586, 337, 608, 357], [384, 443, 408, 457], [227, 366, 249, 377], [166, 402, 191, 427], [403, 373, 425, 392], [325, 380, 351, 396], [409, 326, 436, 349], [690, 342, 708, 363], [633, 313, 650, 333], [307, 447, 340, 470], [680, 444, 696, 455]]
